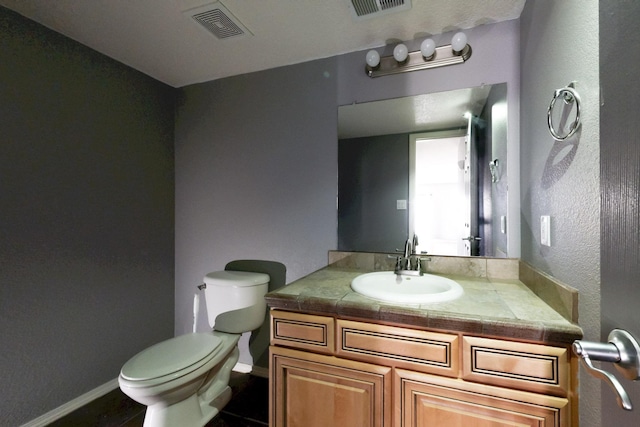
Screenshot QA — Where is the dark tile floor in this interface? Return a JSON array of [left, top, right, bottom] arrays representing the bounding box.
[[48, 372, 269, 426]]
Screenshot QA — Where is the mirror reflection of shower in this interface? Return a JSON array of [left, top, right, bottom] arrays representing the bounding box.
[[337, 83, 508, 257]]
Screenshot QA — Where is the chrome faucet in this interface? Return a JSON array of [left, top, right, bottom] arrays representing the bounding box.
[[395, 234, 423, 276], [403, 237, 412, 261]]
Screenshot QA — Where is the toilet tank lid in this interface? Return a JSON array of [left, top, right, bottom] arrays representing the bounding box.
[[203, 270, 270, 287]]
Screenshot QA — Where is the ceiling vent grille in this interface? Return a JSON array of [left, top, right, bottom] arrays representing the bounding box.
[[184, 2, 252, 40], [348, 0, 411, 19]]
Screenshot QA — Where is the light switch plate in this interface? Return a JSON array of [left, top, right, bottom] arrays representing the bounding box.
[[397, 200, 407, 210], [541, 215, 551, 246]]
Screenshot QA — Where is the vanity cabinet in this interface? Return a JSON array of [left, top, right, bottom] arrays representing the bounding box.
[[270, 310, 575, 427]]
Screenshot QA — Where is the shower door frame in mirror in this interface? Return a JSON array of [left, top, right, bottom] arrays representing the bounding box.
[[409, 132, 473, 256]]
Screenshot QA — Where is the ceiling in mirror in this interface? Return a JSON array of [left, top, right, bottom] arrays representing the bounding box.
[[338, 85, 492, 139]]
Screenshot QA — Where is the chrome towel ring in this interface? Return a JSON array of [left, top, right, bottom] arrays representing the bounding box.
[[547, 82, 581, 141]]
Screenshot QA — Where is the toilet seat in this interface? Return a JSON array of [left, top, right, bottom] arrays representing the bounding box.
[[121, 333, 222, 384]]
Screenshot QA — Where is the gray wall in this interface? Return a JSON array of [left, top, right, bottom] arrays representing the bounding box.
[[0, 7, 176, 426], [175, 20, 521, 367], [519, 1, 600, 426], [338, 133, 409, 253], [174, 59, 339, 363]]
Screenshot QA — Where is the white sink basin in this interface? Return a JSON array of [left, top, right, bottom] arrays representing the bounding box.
[[351, 271, 463, 304]]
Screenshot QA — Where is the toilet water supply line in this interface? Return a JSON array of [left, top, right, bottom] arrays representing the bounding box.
[[193, 293, 200, 333], [194, 283, 207, 333]]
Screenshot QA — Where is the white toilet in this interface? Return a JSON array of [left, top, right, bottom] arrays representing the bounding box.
[[118, 270, 270, 427]]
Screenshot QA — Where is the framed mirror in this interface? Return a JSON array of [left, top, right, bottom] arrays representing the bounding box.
[[338, 83, 508, 257]]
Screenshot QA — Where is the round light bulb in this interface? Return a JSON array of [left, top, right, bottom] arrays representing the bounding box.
[[451, 32, 467, 53], [420, 38, 436, 59], [365, 50, 380, 68], [393, 43, 408, 62]]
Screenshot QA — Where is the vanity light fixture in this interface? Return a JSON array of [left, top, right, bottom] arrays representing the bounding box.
[[365, 50, 381, 67], [365, 31, 472, 78], [393, 43, 409, 62]]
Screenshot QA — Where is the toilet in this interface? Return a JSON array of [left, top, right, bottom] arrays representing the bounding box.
[[118, 270, 270, 427]]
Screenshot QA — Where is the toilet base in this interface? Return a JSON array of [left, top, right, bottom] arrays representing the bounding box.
[[142, 386, 231, 427], [139, 339, 240, 427]]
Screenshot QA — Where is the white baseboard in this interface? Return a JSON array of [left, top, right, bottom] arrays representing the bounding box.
[[233, 362, 269, 378], [20, 378, 119, 427]]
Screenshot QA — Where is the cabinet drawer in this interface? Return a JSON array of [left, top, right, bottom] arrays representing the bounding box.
[[462, 336, 569, 397], [271, 310, 334, 354], [336, 319, 459, 377]]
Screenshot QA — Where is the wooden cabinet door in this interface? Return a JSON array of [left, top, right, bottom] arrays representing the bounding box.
[[271, 346, 391, 427], [396, 369, 569, 427]]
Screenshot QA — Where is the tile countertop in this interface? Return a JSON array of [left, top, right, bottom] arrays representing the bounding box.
[[265, 252, 584, 346]]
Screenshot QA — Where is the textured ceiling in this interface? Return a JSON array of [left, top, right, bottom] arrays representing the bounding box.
[[0, 0, 525, 88]]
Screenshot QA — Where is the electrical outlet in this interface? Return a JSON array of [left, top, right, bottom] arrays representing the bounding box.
[[397, 200, 407, 210], [541, 215, 551, 246]]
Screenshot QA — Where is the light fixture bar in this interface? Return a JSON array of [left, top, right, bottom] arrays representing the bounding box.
[[366, 44, 472, 78]]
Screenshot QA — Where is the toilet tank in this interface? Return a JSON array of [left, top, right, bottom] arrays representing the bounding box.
[[202, 270, 270, 334]]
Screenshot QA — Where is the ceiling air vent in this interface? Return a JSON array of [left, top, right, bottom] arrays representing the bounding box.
[[184, 2, 252, 40], [348, 0, 411, 20]]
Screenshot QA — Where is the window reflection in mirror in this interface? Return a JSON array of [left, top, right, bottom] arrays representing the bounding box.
[[410, 133, 469, 256]]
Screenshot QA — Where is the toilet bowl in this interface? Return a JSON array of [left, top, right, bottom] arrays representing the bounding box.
[[118, 270, 270, 427]]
